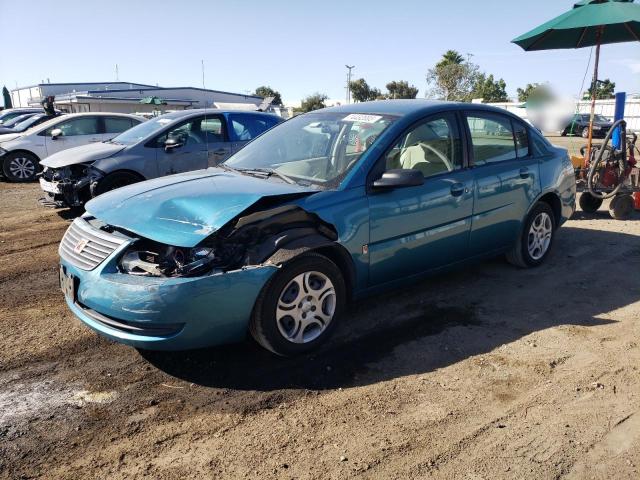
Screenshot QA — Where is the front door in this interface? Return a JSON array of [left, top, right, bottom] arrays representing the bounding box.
[[368, 112, 474, 285], [44, 116, 102, 157], [464, 112, 541, 255], [153, 116, 214, 176]]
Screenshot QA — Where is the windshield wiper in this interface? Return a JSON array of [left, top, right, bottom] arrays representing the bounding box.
[[218, 163, 242, 174], [235, 167, 296, 185]]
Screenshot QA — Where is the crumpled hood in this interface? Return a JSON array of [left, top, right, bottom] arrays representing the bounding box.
[[85, 169, 315, 247], [0, 132, 22, 143], [41, 142, 126, 168]]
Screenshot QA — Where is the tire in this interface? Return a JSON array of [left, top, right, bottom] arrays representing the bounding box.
[[249, 252, 346, 356], [92, 171, 142, 197], [581, 127, 590, 139], [506, 202, 556, 268], [579, 193, 603, 213], [2, 152, 39, 182], [609, 194, 634, 220]]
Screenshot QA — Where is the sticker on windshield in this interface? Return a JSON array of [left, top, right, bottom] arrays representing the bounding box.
[[342, 114, 383, 123]]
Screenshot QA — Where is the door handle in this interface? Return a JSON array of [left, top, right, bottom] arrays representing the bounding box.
[[212, 148, 229, 155], [519, 167, 530, 179], [450, 183, 465, 197]]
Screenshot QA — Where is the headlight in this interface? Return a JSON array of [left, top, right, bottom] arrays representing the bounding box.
[[119, 241, 216, 277], [0, 147, 6, 156]]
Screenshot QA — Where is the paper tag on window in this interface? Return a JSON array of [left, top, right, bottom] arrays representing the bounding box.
[[342, 114, 382, 123]]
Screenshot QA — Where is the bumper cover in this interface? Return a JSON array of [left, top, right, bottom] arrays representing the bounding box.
[[61, 256, 278, 350]]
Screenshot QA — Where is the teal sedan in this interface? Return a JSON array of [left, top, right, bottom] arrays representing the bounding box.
[[58, 100, 576, 356]]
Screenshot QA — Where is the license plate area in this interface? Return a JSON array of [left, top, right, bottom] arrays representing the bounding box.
[[39, 178, 60, 194], [59, 265, 77, 302]]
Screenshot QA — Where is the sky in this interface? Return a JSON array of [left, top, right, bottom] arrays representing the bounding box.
[[1, 0, 639, 107]]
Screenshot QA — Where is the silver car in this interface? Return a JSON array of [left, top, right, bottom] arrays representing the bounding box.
[[39, 109, 282, 208]]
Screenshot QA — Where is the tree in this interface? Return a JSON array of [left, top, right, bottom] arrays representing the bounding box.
[[349, 78, 381, 102], [254, 86, 283, 105], [300, 93, 328, 112], [2, 86, 12, 109], [427, 50, 479, 101], [471, 74, 508, 102], [385, 80, 418, 99], [584, 78, 615, 100], [517, 83, 553, 104]]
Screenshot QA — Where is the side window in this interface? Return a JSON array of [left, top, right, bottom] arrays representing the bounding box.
[[513, 121, 529, 157], [49, 117, 99, 136], [230, 114, 274, 141], [153, 119, 203, 148], [104, 117, 133, 134], [466, 113, 515, 165], [199, 116, 224, 143], [385, 114, 462, 178]]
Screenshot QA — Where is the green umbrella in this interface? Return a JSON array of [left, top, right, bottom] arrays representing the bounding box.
[[512, 0, 640, 159], [139, 96, 167, 105]]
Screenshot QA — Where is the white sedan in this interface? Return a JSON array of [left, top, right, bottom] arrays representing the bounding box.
[[0, 112, 144, 182]]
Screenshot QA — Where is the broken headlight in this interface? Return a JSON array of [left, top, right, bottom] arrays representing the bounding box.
[[119, 242, 216, 277]]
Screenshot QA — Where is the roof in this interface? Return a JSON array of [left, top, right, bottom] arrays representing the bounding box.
[[322, 99, 526, 118], [14, 81, 156, 90], [153, 108, 281, 120], [27, 112, 145, 134]]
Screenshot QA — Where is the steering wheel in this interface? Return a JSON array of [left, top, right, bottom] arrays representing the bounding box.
[[420, 143, 452, 171]]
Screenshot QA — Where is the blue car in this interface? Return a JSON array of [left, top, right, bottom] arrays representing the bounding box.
[[58, 100, 576, 356]]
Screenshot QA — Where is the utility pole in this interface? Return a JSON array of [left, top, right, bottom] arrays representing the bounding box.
[[115, 64, 119, 81], [345, 65, 355, 104]]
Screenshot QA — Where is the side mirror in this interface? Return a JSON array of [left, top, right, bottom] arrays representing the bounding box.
[[372, 169, 424, 190], [164, 137, 183, 151], [50, 128, 62, 140]]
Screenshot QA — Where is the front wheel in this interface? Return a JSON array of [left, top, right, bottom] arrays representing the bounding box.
[[2, 152, 39, 182], [92, 171, 142, 197], [506, 202, 555, 268], [249, 253, 346, 356]]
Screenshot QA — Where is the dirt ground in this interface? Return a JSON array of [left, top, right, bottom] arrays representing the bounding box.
[[1, 165, 639, 479]]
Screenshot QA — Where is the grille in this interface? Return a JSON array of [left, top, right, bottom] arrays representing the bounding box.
[[59, 218, 128, 270]]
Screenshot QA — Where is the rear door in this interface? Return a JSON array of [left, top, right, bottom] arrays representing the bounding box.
[[101, 116, 137, 141], [464, 111, 541, 256], [44, 116, 102, 156]]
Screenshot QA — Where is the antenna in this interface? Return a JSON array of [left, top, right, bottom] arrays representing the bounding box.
[[201, 60, 205, 89], [115, 64, 119, 81], [345, 65, 355, 104]]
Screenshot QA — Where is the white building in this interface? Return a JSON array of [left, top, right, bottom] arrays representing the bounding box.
[[10, 81, 265, 114]]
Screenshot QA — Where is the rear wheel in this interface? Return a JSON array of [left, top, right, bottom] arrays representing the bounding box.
[[2, 152, 39, 182], [249, 253, 345, 356], [93, 171, 142, 197], [579, 193, 603, 213], [609, 194, 634, 220], [506, 202, 555, 268]]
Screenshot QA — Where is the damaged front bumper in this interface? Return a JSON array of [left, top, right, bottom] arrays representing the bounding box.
[[39, 165, 103, 208], [61, 256, 277, 350]]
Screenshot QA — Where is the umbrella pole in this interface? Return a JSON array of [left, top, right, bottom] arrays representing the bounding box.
[[585, 27, 603, 167]]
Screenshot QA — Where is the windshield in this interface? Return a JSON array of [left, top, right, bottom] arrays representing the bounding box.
[[12, 114, 47, 132], [594, 115, 610, 123], [224, 111, 397, 188], [2, 114, 34, 128], [109, 117, 171, 145]]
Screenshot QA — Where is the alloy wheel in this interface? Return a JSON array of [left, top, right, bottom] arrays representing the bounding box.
[[275, 271, 336, 344], [9, 156, 36, 180], [527, 212, 552, 260]]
